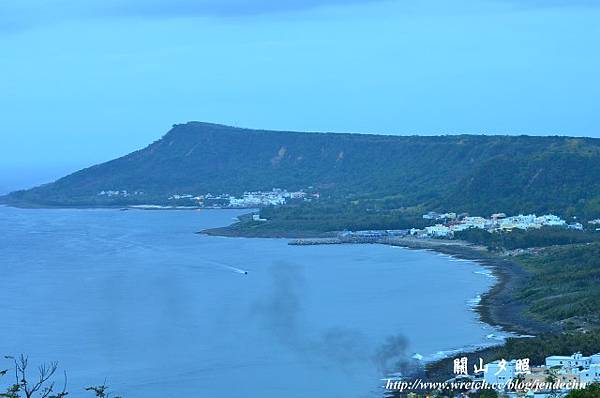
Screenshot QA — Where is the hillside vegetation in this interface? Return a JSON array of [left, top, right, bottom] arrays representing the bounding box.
[[515, 242, 600, 329], [4, 122, 600, 219]]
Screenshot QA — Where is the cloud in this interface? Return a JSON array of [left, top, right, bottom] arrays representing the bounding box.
[[517, 0, 600, 5], [499, 0, 600, 10], [102, 0, 386, 18], [0, 0, 385, 34], [2, 0, 599, 34]]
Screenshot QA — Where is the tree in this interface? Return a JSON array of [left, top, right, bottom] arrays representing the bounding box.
[[1, 355, 121, 398], [85, 384, 121, 398], [1, 355, 67, 398], [566, 383, 600, 398]]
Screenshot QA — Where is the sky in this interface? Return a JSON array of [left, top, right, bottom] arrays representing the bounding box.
[[1, 0, 599, 192]]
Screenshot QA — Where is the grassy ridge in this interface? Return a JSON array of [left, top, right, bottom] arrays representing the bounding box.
[[5, 123, 600, 220]]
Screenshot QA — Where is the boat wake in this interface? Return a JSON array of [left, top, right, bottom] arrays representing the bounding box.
[[204, 259, 248, 275]]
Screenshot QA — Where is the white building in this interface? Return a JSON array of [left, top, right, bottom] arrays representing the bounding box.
[[442, 212, 457, 220], [484, 360, 517, 385], [568, 222, 584, 230], [425, 224, 452, 238], [462, 216, 489, 229], [546, 352, 593, 368], [423, 211, 440, 220], [501, 214, 538, 230], [450, 223, 472, 232], [579, 364, 600, 383], [289, 191, 307, 199], [536, 214, 567, 227]]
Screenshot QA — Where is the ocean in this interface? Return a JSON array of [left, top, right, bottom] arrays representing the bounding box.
[[0, 207, 506, 397]]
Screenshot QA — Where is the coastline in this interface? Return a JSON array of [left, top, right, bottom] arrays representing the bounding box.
[[381, 237, 554, 337], [5, 204, 544, 336], [5, 203, 552, 341], [3, 205, 555, 381], [199, 220, 558, 383], [200, 223, 551, 336]]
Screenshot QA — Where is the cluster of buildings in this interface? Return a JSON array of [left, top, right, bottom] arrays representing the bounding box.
[[228, 189, 316, 207], [417, 211, 582, 239], [333, 211, 586, 243], [97, 188, 319, 209], [168, 188, 319, 208], [338, 229, 410, 242], [97, 190, 144, 197], [478, 352, 600, 397]]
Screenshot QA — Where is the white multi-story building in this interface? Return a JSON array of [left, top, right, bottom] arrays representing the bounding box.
[[425, 224, 452, 238], [546, 352, 594, 368], [579, 364, 600, 383], [462, 216, 489, 229], [499, 214, 538, 230]]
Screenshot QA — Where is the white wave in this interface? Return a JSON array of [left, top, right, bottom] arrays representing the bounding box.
[[474, 270, 495, 278], [202, 259, 248, 275], [467, 295, 482, 307]]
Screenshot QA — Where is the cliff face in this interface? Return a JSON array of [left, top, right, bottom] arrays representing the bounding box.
[[4, 122, 600, 217]]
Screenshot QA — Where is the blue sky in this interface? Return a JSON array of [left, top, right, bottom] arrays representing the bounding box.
[[1, 0, 599, 192]]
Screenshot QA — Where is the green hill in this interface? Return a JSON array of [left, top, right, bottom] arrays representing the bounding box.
[[3, 122, 600, 219]]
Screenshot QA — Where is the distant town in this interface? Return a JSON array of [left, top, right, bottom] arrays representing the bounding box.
[[416, 211, 592, 238], [97, 188, 320, 208], [97, 189, 600, 240], [333, 211, 600, 242]]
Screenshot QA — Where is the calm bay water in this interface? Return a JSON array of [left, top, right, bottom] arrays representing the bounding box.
[[0, 207, 505, 397]]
